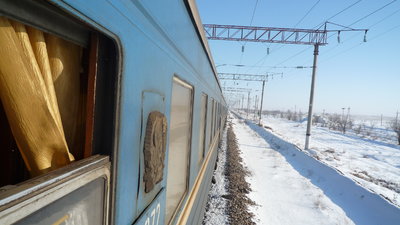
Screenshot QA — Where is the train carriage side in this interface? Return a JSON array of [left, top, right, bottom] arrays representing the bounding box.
[[0, 0, 227, 225]]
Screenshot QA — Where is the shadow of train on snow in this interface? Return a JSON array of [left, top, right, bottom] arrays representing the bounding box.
[[233, 113, 400, 225]]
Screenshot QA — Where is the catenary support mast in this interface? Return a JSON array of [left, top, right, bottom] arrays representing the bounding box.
[[305, 44, 319, 149], [206, 23, 367, 149]]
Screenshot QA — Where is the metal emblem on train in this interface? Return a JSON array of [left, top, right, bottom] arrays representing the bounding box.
[[143, 111, 167, 193]]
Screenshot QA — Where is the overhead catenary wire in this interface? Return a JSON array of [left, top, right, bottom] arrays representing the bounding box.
[[222, 0, 397, 84], [242, 0, 260, 48], [321, 22, 400, 63], [236, 0, 260, 74], [266, 0, 397, 73], [246, 0, 362, 74], [293, 0, 322, 28], [322, 0, 398, 48], [263, 0, 322, 63], [249, 0, 259, 27], [272, 17, 400, 83], [215, 63, 313, 69], [320, 7, 400, 56], [349, 0, 397, 26]]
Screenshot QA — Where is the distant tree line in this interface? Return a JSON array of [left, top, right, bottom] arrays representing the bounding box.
[[263, 110, 400, 145]]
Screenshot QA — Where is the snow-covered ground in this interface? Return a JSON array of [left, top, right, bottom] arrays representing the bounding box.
[[232, 116, 354, 225], [203, 127, 229, 224], [231, 113, 400, 224], [255, 114, 400, 207], [351, 115, 398, 145]]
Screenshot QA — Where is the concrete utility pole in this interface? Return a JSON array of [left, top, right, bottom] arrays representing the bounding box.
[[341, 107, 345, 120], [247, 91, 250, 119], [254, 95, 258, 120], [241, 94, 245, 114], [347, 107, 351, 121], [259, 80, 266, 125], [305, 44, 319, 150]]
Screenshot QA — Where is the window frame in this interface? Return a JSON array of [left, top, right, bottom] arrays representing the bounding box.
[[198, 93, 208, 166], [0, 1, 120, 224], [165, 76, 194, 224], [209, 98, 215, 144]]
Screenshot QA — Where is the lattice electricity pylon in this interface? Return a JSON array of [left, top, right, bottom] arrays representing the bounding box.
[[218, 72, 283, 82], [203, 23, 367, 46]]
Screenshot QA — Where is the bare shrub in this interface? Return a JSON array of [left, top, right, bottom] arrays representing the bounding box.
[[389, 119, 400, 145], [354, 124, 363, 135], [286, 110, 293, 121], [327, 114, 353, 134]]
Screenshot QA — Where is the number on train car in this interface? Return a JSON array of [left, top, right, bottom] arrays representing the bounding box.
[[145, 203, 161, 225]]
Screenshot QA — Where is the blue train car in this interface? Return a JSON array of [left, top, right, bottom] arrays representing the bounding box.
[[0, 0, 227, 224]]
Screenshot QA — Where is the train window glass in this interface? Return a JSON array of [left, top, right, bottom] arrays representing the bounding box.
[[213, 101, 217, 136], [206, 98, 213, 150], [166, 77, 193, 223], [209, 98, 215, 143], [15, 177, 105, 225], [217, 103, 220, 128], [219, 104, 221, 129], [198, 93, 208, 166]]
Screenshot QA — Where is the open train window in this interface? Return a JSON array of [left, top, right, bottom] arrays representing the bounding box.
[[0, 0, 118, 224], [166, 76, 194, 224], [198, 93, 208, 167]]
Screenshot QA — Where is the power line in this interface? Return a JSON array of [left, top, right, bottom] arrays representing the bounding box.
[[368, 7, 400, 28], [250, 0, 362, 74], [294, 0, 322, 28], [349, 0, 397, 26], [321, 22, 400, 63], [215, 63, 313, 69], [312, 0, 363, 30], [249, 0, 260, 26], [259, 0, 323, 71], [320, 7, 400, 57], [325, 0, 363, 22], [266, 0, 396, 70], [258, 0, 321, 72], [265, 4, 400, 82], [237, 0, 261, 73]]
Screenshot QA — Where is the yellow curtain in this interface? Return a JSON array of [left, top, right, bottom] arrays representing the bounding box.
[[47, 34, 85, 159], [0, 17, 83, 176]]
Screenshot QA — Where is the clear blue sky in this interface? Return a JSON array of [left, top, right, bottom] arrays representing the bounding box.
[[197, 0, 400, 117]]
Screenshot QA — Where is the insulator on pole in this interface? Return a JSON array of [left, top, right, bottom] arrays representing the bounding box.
[[363, 30, 368, 42], [337, 31, 341, 43], [267, 47, 270, 55], [241, 45, 245, 52]]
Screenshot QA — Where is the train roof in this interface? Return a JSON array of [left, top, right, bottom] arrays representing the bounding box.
[[185, 0, 225, 103]]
